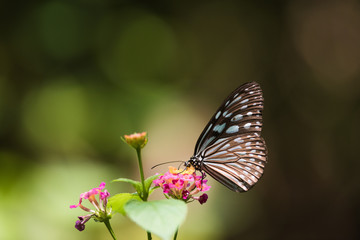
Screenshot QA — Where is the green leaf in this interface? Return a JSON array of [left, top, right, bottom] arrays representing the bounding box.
[[108, 193, 142, 215], [113, 178, 142, 194], [149, 186, 159, 195], [144, 174, 159, 192], [125, 199, 187, 240]]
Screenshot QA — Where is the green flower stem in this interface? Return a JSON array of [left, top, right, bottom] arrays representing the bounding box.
[[136, 148, 148, 201], [104, 219, 117, 240], [136, 148, 152, 240], [173, 228, 178, 240]]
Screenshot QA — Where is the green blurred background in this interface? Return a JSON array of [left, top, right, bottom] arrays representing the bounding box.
[[1, 0, 359, 239]]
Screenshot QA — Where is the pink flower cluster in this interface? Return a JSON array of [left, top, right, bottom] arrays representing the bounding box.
[[70, 182, 111, 231], [153, 166, 211, 204]]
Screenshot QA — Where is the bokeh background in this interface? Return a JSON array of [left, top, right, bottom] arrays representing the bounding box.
[[1, 0, 360, 239]]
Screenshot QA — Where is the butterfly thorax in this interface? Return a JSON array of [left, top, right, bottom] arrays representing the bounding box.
[[185, 156, 203, 171]]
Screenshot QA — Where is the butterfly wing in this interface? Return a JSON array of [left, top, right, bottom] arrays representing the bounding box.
[[194, 82, 264, 154], [192, 82, 267, 192], [200, 133, 267, 192]]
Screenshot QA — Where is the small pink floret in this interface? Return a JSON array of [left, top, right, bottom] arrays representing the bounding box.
[[98, 182, 106, 189], [100, 190, 110, 200]]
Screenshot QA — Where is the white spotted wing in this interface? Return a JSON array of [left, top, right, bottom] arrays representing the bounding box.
[[194, 82, 264, 154], [189, 82, 267, 192]]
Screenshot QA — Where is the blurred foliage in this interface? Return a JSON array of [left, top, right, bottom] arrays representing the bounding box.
[[1, 0, 360, 239]]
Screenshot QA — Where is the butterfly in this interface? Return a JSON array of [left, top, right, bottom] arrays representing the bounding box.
[[185, 82, 267, 192]]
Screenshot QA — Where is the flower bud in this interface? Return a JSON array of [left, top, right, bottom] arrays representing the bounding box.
[[123, 132, 148, 150]]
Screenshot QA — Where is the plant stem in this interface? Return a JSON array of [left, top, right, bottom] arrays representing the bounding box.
[[136, 148, 148, 201], [104, 219, 117, 240], [173, 228, 179, 240], [136, 148, 152, 240], [147, 231, 152, 240]]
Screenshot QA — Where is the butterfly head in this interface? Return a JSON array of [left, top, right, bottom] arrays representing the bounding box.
[[185, 156, 202, 171]]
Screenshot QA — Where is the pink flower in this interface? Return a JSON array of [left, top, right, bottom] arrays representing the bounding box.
[[70, 182, 112, 231], [154, 166, 211, 204]]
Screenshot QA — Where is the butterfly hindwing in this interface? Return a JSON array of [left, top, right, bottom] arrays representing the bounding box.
[[200, 133, 267, 192]]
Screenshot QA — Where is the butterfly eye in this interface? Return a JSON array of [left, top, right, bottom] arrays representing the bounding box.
[[187, 82, 267, 192]]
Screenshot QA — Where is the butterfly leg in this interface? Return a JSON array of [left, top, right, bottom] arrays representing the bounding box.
[[200, 171, 207, 191]]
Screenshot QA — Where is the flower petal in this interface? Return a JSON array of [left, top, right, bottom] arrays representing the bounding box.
[[198, 194, 208, 204], [75, 220, 85, 231]]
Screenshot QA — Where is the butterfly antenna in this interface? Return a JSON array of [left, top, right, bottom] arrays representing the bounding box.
[[177, 162, 184, 170], [151, 160, 185, 169]]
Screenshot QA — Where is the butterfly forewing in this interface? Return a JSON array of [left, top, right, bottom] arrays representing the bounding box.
[[194, 82, 264, 154], [190, 82, 267, 192]]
